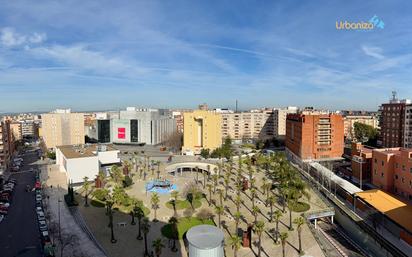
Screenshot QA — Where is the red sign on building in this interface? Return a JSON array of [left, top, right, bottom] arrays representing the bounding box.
[[118, 127, 126, 139]]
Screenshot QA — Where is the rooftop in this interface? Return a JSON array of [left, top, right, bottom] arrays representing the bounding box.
[[356, 189, 412, 233], [57, 144, 118, 159], [186, 225, 224, 249]]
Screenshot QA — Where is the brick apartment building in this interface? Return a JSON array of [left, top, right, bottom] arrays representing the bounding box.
[[380, 93, 411, 148], [285, 111, 344, 161], [351, 142, 373, 185], [372, 147, 412, 201]]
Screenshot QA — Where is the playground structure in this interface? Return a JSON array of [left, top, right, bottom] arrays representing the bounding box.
[[145, 179, 177, 194]]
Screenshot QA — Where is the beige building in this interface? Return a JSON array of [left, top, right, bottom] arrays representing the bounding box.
[[182, 110, 222, 155], [343, 115, 378, 139], [221, 107, 297, 141], [41, 109, 85, 149], [10, 122, 22, 141]]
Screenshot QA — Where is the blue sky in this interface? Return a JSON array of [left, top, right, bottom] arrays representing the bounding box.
[[0, 0, 411, 112]]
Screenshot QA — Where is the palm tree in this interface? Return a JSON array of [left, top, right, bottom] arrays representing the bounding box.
[[168, 217, 178, 252], [135, 206, 145, 240], [156, 161, 161, 179], [82, 176, 91, 207], [255, 221, 265, 257], [267, 195, 276, 222], [280, 232, 288, 257], [229, 235, 242, 257], [273, 210, 282, 243], [195, 166, 199, 184], [215, 205, 224, 228], [250, 188, 256, 209], [151, 193, 160, 222], [170, 191, 179, 216], [217, 188, 224, 206], [233, 211, 242, 235], [206, 184, 213, 206], [252, 206, 260, 224], [110, 165, 123, 185], [235, 195, 242, 213], [212, 174, 219, 193], [152, 238, 165, 257], [106, 198, 117, 243], [141, 217, 150, 257], [294, 216, 305, 255], [223, 176, 230, 200]]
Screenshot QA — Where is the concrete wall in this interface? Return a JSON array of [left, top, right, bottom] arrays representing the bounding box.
[[66, 156, 99, 184]]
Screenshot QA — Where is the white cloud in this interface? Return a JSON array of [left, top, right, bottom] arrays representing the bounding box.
[[361, 45, 385, 59], [0, 27, 46, 47]]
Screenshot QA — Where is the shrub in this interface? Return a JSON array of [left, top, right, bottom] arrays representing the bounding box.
[[123, 175, 133, 188], [92, 188, 109, 201]]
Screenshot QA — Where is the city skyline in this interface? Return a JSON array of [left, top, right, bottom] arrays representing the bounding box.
[[1, 1, 412, 112]]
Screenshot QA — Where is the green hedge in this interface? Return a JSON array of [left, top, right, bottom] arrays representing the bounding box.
[[161, 217, 214, 239]]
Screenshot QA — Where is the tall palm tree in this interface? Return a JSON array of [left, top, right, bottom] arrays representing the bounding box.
[[273, 210, 282, 243], [82, 176, 91, 207], [212, 174, 219, 193], [255, 221, 265, 257], [235, 195, 242, 213], [135, 206, 145, 240], [168, 217, 178, 252], [195, 166, 199, 184], [267, 195, 276, 222], [280, 232, 288, 257], [141, 217, 150, 256], [151, 192, 160, 222], [106, 198, 117, 243], [217, 188, 224, 206], [156, 161, 161, 179], [250, 188, 256, 209], [152, 238, 164, 257], [229, 235, 242, 257], [223, 176, 230, 200], [252, 206, 260, 224], [170, 191, 179, 216], [233, 211, 242, 235], [206, 184, 213, 206], [215, 205, 224, 228], [294, 216, 305, 255]]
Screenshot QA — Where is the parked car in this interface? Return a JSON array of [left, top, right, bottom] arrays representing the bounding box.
[[0, 215, 4, 223], [38, 220, 48, 232], [40, 231, 51, 245], [36, 195, 42, 201], [35, 181, 41, 189], [37, 211, 45, 221], [36, 200, 42, 207], [36, 206, 43, 212]]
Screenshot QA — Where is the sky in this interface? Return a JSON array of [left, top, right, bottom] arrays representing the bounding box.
[[0, 0, 412, 113]]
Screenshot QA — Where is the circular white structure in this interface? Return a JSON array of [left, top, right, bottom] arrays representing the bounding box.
[[186, 225, 224, 257]]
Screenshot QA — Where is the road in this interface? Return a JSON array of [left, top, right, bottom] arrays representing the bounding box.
[[0, 150, 43, 257]]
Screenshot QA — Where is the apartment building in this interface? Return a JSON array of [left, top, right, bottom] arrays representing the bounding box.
[[41, 109, 85, 149], [10, 121, 22, 141], [285, 111, 344, 161], [371, 147, 412, 201], [404, 105, 412, 148], [273, 107, 298, 138], [0, 120, 14, 172], [182, 110, 222, 155], [343, 115, 379, 139], [380, 93, 411, 148]]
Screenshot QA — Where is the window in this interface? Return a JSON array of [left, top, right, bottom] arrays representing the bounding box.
[[381, 172, 384, 177], [402, 165, 406, 171], [382, 161, 384, 166]]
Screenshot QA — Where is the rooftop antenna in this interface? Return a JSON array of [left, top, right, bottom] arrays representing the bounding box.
[[392, 91, 398, 101]]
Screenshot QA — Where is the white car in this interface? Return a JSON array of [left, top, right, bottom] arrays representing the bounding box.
[[36, 206, 43, 212], [36, 195, 42, 201]]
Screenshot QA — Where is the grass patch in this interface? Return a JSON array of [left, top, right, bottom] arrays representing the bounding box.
[[289, 201, 310, 212], [165, 199, 202, 210], [90, 199, 105, 208], [161, 217, 214, 239]]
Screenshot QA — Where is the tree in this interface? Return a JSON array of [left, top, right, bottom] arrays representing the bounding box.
[[229, 235, 242, 257], [294, 216, 305, 255], [233, 211, 242, 235], [106, 198, 117, 243], [151, 193, 160, 222], [235, 195, 242, 213], [152, 238, 165, 257], [255, 221, 265, 257], [168, 217, 178, 252], [170, 191, 179, 216], [164, 131, 183, 152], [186, 192, 194, 210], [217, 188, 224, 206], [200, 148, 210, 159], [110, 165, 124, 185], [207, 184, 213, 206], [250, 188, 257, 209], [212, 174, 219, 193], [267, 195, 276, 222], [156, 161, 161, 179], [141, 217, 151, 257], [223, 176, 230, 200], [280, 232, 288, 257], [215, 205, 224, 228], [134, 206, 145, 240], [353, 122, 378, 145], [273, 210, 282, 243], [252, 206, 260, 224], [82, 177, 92, 207]]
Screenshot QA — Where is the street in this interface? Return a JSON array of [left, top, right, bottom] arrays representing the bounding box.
[[0, 151, 43, 257]]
